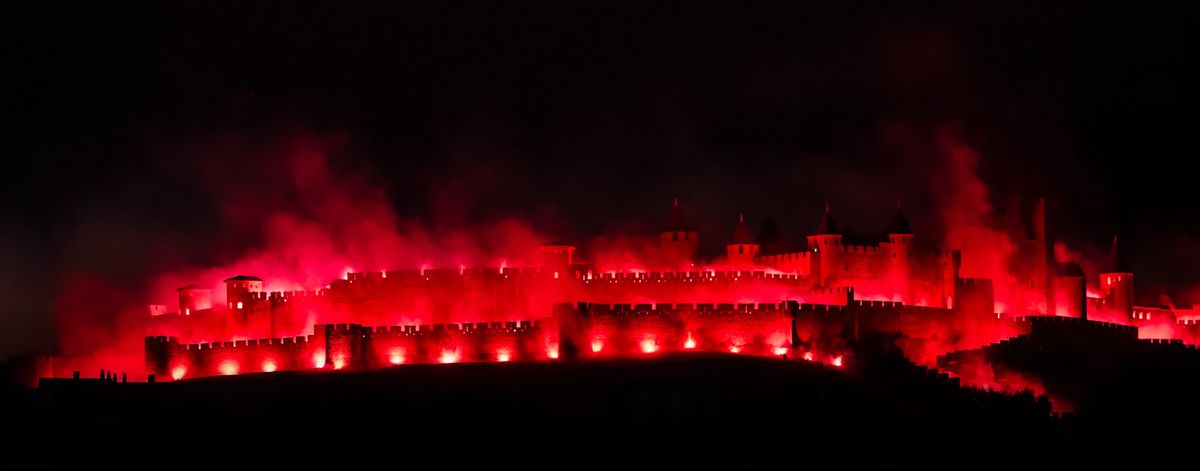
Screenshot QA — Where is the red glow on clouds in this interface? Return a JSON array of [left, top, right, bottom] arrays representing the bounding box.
[[44, 131, 1199, 423]]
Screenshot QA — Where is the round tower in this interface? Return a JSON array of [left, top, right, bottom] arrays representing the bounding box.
[[1098, 235, 1133, 322], [659, 198, 699, 268], [726, 213, 759, 266], [885, 205, 915, 304], [176, 285, 212, 316], [1054, 262, 1087, 319], [223, 275, 263, 312], [806, 202, 843, 287]]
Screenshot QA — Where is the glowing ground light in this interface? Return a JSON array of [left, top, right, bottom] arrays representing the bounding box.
[[497, 349, 512, 362], [218, 360, 239, 376], [641, 338, 658, 354], [803, 351, 814, 361], [729, 345, 741, 354], [170, 365, 187, 380], [331, 356, 347, 370], [312, 351, 326, 368], [547, 347, 560, 359], [388, 349, 406, 365], [591, 339, 604, 353], [831, 356, 844, 367], [261, 359, 278, 373], [684, 336, 697, 349], [439, 349, 460, 364], [773, 347, 789, 356]]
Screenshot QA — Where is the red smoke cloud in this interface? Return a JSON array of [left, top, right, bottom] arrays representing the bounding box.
[[53, 136, 550, 377], [933, 127, 1028, 315], [150, 139, 547, 305]]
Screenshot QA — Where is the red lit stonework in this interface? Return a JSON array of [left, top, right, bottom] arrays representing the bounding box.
[[133, 199, 1195, 401]]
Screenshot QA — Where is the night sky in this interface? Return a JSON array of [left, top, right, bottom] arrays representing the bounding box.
[[2, 2, 1195, 356]]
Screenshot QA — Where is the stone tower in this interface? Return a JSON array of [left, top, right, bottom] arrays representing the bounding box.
[[726, 213, 759, 266], [659, 198, 699, 268], [806, 202, 843, 287]]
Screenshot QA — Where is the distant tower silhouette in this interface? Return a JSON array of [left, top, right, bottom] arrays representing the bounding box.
[[660, 198, 699, 268], [755, 217, 788, 255], [726, 213, 759, 266], [1030, 197, 1055, 315], [885, 204, 915, 304], [806, 202, 843, 287], [1099, 235, 1133, 321]]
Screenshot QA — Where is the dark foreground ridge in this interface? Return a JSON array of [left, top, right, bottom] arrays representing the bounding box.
[[4, 345, 1197, 467]]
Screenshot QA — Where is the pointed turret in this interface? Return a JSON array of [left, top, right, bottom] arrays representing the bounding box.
[[726, 213, 760, 265], [729, 213, 755, 245], [664, 197, 694, 232], [807, 201, 844, 287], [885, 204, 913, 235], [814, 201, 839, 235], [659, 198, 699, 267], [1104, 234, 1131, 274], [755, 217, 787, 255]]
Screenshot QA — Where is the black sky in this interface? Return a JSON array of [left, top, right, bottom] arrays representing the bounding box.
[[1, 2, 1196, 355]]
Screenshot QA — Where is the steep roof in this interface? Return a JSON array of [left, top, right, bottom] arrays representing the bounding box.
[[223, 275, 263, 282], [1103, 234, 1131, 273], [663, 198, 695, 232], [813, 202, 839, 235], [885, 205, 913, 235], [728, 214, 756, 245], [756, 217, 788, 255]]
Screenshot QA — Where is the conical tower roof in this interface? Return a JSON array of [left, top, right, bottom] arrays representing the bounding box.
[[663, 197, 695, 232], [1103, 234, 1131, 273], [814, 201, 839, 235], [885, 205, 913, 235], [756, 217, 787, 255], [729, 213, 756, 245]]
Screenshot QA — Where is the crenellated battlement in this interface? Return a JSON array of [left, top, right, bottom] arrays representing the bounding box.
[[579, 269, 803, 283], [845, 244, 882, 254], [1013, 315, 1140, 342], [248, 289, 327, 301], [957, 277, 993, 288]]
